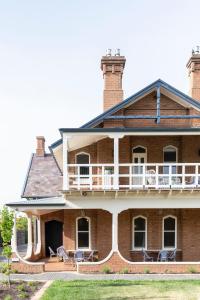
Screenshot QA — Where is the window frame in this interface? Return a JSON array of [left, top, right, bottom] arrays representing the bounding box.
[[132, 215, 147, 250], [162, 215, 177, 250], [163, 145, 178, 163], [76, 217, 91, 250]]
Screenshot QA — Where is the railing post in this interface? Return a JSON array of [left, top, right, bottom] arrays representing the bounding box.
[[89, 166, 92, 190], [169, 164, 172, 187], [63, 134, 69, 190], [113, 137, 119, 190], [182, 165, 185, 188], [155, 164, 159, 188], [195, 164, 198, 186], [129, 165, 132, 189]]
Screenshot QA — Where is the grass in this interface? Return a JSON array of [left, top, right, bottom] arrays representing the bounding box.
[[41, 279, 200, 300]]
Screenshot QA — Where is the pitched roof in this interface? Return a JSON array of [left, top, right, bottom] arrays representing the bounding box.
[[81, 79, 200, 128], [7, 197, 65, 207], [22, 153, 62, 198]]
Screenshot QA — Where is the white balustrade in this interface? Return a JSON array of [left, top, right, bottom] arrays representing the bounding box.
[[66, 163, 200, 190]]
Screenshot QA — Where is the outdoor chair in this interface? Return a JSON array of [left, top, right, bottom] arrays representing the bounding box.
[[142, 249, 154, 262], [74, 250, 85, 263], [157, 250, 168, 262], [84, 250, 95, 262], [57, 246, 70, 263], [168, 249, 177, 262], [146, 169, 156, 185], [48, 246, 56, 259]]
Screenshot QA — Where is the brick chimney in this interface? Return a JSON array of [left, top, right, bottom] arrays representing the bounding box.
[[101, 49, 126, 111], [187, 46, 200, 101], [36, 136, 45, 156]]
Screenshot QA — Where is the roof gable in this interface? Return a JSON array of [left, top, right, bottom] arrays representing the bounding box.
[[81, 79, 200, 128]]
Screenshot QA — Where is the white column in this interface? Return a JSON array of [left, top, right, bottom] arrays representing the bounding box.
[[11, 211, 17, 253], [112, 211, 119, 251], [113, 137, 119, 189], [35, 217, 41, 255], [24, 214, 33, 260], [63, 134, 69, 190]]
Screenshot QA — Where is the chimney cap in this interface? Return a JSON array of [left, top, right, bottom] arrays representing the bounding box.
[[192, 45, 200, 55]]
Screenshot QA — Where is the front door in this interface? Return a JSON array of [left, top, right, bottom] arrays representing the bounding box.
[[45, 220, 63, 257], [132, 147, 147, 186]]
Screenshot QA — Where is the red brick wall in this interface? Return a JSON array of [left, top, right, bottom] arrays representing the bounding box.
[[78, 252, 200, 274], [62, 209, 112, 260], [119, 209, 182, 262], [68, 135, 200, 165]]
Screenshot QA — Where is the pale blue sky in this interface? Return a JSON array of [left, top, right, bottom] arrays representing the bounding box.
[[0, 0, 200, 204]]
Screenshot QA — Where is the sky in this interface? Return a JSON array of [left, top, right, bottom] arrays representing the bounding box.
[[0, 0, 200, 204]]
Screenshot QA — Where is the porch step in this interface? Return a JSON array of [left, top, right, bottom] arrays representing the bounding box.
[[44, 262, 77, 272]]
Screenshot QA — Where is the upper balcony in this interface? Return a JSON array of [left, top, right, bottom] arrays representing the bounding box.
[[67, 163, 200, 190], [59, 128, 200, 192]]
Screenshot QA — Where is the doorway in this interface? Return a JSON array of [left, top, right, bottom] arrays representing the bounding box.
[[45, 220, 63, 257]]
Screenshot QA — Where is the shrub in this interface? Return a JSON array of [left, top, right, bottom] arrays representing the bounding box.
[[144, 268, 150, 274], [3, 295, 12, 300], [120, 268, 129, 274], [187, 267, 197, 274], [27, 281, 36, 287], [17, 283, 26, 292], [18, 292, 28, 299], [102, 266, 111, 274]]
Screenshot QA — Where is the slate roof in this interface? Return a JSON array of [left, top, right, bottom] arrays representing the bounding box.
[[22, 153, 62, 198]]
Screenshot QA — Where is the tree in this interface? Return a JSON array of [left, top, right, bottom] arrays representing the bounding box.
[[0, 206, 14, 287]]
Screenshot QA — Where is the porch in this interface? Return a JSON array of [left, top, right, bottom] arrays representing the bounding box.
[[11, 206, 200, 273]]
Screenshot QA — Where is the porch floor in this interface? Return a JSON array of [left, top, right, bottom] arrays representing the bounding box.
[[39, 257, 77, 272]]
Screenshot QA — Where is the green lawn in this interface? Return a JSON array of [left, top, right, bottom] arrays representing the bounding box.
[[41, 280, 200, 300]]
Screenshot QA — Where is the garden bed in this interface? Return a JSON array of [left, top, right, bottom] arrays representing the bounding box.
[[0, 281, 44, 300]]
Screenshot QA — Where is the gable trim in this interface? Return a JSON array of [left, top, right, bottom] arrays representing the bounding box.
[[81, 79, 200, 129]]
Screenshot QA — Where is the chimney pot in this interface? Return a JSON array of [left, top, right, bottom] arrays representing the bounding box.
[[36, 136, 45, 156], [186, 48, 200, 102]]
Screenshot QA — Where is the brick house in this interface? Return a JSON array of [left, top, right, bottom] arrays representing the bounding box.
[[7, 48, 200, 273]]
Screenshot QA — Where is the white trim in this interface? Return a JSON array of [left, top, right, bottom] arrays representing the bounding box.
[[163, 145, 178, 163], [162, 215, 177, 250], [76, 216, 91, 250], [132, 215, 147, 250]]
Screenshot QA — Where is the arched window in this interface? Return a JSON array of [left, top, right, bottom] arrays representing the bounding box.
[[163, 216, 177, 249], [132, 216, 147, 250], [76, 217, 90, 249], [76, 153, 90, 176], [163, 146, 177, 174], [133, 146, 147, 154]]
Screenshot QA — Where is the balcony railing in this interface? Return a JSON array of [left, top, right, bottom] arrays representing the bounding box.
[[67, 163, 200, 190]]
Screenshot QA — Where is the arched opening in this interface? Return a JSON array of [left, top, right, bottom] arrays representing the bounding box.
[[163, 145, 177, 174], [163, 216, 177, 250], [45, 220, 63, 257], [132, 146, 147, 185], [76, 217, 90, 250], [76, 152, 90, 176], [132, 216, 147, 250]]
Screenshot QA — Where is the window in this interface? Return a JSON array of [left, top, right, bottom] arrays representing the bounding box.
[[163, 146, 177, 174], [76, 217, 90, 249], [163, 216, 177, 249], [76, 153, 90, 176], [133, 216, 147, 249]]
